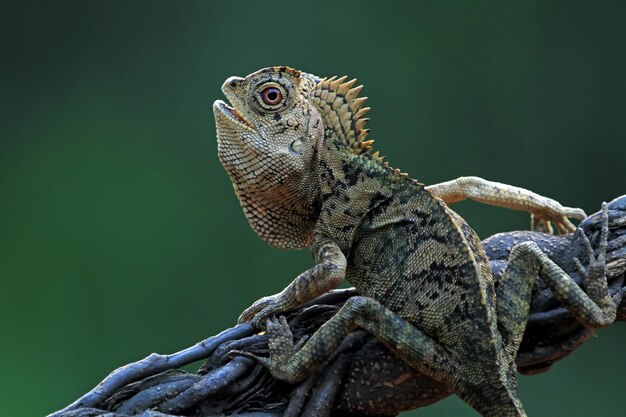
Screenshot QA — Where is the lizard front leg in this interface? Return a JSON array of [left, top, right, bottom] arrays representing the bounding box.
[[425, 176, 586, 234], [238, 235, 346, 329]]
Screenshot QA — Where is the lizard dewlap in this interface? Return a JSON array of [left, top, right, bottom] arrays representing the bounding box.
[[213, 66, 621, 417]]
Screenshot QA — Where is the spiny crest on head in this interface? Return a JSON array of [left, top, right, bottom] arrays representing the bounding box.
[[308, 72, 409, 179], [310, 75, 372, 154]]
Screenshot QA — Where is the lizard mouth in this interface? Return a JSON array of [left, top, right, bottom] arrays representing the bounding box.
[[213, 100, 255, 130]]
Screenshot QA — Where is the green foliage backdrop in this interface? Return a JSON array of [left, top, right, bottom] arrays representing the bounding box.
[[1, 1, 624, 416]]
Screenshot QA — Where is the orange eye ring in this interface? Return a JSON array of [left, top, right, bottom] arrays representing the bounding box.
[[260, 87, 283, 106]]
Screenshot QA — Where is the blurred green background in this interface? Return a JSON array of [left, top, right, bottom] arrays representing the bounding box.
[[1, 1, 625, 416]]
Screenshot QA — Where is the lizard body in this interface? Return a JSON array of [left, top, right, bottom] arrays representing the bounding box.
[[213, 66, 622, 416]]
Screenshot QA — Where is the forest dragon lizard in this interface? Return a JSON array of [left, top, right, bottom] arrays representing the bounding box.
[[212, 66, 624, 417]]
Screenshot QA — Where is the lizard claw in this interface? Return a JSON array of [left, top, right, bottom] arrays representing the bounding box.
[[531, 206, 586, 235], [238, 295, 274, 324], [238, 295, 292, 329], [229, 349, 270, 367]]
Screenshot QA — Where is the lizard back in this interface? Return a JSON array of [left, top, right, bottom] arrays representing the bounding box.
[[326, 168, 500, 356]]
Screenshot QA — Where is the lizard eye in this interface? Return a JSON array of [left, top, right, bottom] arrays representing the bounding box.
[[260, 87, 283, 106]]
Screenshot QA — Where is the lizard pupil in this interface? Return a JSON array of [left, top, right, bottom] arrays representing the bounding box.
[[261, 87, 282, 106]]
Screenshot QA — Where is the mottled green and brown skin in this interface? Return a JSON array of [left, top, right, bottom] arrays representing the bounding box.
[[213, 66, 624, 417]]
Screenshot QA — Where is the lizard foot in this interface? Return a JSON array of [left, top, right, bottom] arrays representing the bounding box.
[[531, 206, 586, 235], [232, 316, 308, 383], [573, 203, 626, 324]]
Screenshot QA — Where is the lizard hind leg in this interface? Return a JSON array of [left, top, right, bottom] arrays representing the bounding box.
[[236, 296, 458, 385], [495, 203, 623, 403], [497, 203, 622, 357], [240, 296, 528, 417]]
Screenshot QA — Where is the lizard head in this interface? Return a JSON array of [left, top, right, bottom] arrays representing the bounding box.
[[213, 66, 325, 249], [213, 66, 397, 249]]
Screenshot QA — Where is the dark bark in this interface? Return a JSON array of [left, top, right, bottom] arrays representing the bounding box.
[[50, 196, 626, 417]]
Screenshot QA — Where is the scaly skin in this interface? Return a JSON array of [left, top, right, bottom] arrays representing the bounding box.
[[213, 66, 621, 417]]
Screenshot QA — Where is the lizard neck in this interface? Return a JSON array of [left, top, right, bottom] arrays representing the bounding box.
[[316, 142, 423, 196], [313, 147, 430, 252]]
